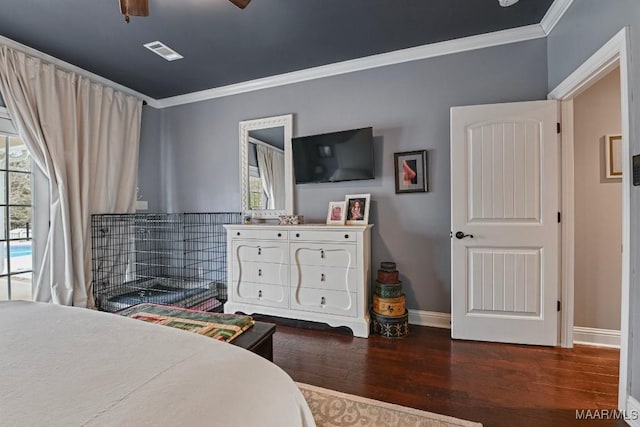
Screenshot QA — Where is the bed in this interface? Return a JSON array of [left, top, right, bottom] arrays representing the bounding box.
[[0, 301, 315, 426]]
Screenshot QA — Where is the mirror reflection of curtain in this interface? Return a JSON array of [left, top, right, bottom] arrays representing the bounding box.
[[255, 144, 285, 210]]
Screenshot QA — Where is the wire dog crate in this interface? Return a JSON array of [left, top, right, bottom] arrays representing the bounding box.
[[91, 212, 241, 313]]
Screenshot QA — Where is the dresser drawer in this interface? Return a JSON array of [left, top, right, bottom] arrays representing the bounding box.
[[291, 265, 357, 292], [290, 288, 357, 317], [233, 241, 287, 264], [232, 261, 287, 286], [230, 229, 288, 240], [233, 282, 288, 308], [290, 229, 357, 242], [290, 243, 357, 268]]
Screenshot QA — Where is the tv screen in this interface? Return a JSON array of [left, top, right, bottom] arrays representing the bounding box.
[[292, 127, 374, 184]]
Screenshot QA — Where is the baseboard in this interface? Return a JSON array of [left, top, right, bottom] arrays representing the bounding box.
[[626, 396, 640, 427], [573, 326, 620, 348], [408, 310, 451, 329]]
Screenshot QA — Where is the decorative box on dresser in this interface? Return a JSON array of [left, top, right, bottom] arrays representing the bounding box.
[[223, 224, 373, 337]]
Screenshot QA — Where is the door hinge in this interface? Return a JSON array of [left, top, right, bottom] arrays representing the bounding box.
[[557, 301, 561, 312], [557, 122, 561, 134], [557, 212, 561, 223]]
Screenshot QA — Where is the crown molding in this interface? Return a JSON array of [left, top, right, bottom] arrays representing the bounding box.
[[156, 24, 546, 109], [0, 35, 158, 107], [540, 0, 574, 35]]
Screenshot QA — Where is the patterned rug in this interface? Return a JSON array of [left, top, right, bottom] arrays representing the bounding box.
[[298, 383, 482, 427]]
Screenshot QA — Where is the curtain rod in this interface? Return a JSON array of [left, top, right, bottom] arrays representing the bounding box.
[[0, 36, 153, 105], [248, 136, 284, 153]]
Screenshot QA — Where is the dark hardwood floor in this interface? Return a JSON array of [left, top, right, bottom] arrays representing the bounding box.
[[261, 317, 623, 427]]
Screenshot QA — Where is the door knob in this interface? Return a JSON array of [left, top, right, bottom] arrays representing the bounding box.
[[455, 231, 474, 239]]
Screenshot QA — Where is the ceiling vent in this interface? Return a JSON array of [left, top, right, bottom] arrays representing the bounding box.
[[143, 41, 183, 61]]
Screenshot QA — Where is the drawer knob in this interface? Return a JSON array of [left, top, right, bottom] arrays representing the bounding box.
[[258, 247, 262, 255], [320, 249, 325, 259], [320, 273, 326, 282], [258, 269, 262, 277], [296, 233, 300, 238], [277, 233, 282, 237], [237, 232, 241, 236], [321, 296, 326, 306], [344, 234, 349, 239], [258, 290, 263, 298]]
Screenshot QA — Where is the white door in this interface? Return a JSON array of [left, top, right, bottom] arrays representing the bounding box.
[[450, 100, 560, 346]]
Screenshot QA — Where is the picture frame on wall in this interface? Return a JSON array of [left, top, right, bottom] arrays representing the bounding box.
[[605, 134, 622, 179], [344, 194, 370, 225], [394, 150, 428, 193], [326, 201, 347, 225]]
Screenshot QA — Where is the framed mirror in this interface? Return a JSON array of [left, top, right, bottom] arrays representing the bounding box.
[[239, 114, 294, 219]]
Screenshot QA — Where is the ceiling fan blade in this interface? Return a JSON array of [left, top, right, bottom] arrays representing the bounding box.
[[228, 0, 251, 9], [119, 0, 149, 17]]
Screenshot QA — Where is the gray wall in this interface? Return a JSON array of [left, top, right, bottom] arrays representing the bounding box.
[[137, 106, 163, 212], [573, 69, 621, 331], [138, 39, 549, 314], [547, 0, 640, 403]]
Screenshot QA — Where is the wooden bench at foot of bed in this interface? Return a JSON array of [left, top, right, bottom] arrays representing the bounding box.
[[230, 321, 276, 362]]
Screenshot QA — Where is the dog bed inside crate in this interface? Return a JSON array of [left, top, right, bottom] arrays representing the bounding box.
[[100, 277, 220, 313]]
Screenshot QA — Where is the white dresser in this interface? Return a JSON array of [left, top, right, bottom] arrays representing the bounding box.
[[223, 224, 372, 338]]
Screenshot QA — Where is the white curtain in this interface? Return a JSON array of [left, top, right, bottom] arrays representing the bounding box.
[[0, 46, 142, 307], [255, 143, 285, 210]]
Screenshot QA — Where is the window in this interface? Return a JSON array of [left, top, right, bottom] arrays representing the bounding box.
[[248, 165, 266, 210], [0, 135, 32, 301]]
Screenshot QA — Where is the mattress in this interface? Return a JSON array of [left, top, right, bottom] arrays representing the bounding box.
[[0, 301, 315, 427]]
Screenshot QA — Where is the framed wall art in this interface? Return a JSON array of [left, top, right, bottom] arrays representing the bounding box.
[[605, 134, 622, 179], [394, 150, 427, 193]]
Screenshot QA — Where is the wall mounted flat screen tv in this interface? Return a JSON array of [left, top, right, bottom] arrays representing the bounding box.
[[292, 127, 374, 184]]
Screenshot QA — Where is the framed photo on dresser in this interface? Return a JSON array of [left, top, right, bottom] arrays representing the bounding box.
[[344, 194, 370, 225], [326, 201, 347, 225]]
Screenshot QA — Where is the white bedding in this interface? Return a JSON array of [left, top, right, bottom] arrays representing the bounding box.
[[0, 301, 315, 426]]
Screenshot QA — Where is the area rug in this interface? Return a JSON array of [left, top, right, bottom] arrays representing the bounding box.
[[297, 383, 482, 427]]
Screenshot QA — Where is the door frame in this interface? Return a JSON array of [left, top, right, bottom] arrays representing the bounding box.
[[548, 27, 631, 411]]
